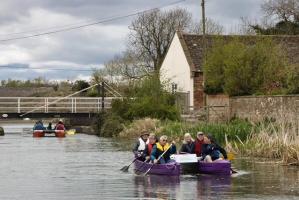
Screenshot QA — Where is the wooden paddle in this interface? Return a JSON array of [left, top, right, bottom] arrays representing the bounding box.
[[144, 144, 173, 176], [120, 156, 140, 172]]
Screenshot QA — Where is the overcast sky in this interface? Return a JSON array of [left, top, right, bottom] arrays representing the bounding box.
[[0, 0, 264, 82]]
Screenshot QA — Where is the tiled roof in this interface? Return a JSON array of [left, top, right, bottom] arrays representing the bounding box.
[[177, 32, 299, 72]]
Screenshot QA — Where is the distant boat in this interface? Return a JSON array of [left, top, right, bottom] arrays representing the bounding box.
[[33, 130, 66, 138]]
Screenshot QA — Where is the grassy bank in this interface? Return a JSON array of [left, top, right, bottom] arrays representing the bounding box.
[[117, 117, 298, 166]]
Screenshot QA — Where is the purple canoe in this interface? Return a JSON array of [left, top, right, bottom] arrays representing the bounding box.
[[198, 160, 231, 175], [134, 159, 181, 176]]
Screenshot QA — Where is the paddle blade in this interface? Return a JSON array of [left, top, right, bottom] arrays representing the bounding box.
[[120, 166, 129, 172], [231, 168, 238, 174], [227, 152, 235, 161]]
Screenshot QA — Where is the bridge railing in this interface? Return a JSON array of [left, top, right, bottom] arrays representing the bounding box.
[[0, 97, 119, 113]]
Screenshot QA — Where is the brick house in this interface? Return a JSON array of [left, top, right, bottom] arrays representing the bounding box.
[[160, 32, 299, 110]]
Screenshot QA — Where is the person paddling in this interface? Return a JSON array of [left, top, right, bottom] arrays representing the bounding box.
[[47, 122, 53, 130], [143, 133, 157, 162], [133, 130, 149, 161], [202, 134, 227, 163], [180, 133, 195, 154], [33, 120, 45, 131], [55, 120, 66, 130], [151, 135, 176, 164]]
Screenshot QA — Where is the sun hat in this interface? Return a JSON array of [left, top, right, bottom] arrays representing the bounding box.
[[140, 130, 149, 136]]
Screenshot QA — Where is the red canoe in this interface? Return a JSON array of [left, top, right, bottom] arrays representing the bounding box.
[[33, 130, 66, 138], [33, 130, 45, 137]]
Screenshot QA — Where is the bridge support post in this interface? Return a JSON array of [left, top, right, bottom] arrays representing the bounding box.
[[71, 98, 74, 113], [101, 82, 105, 111], [17, 98, 20, 113]]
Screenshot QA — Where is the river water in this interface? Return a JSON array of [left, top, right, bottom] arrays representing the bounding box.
[[0, 123, 298, 200]]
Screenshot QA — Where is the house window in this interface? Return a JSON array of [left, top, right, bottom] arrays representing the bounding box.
[[171, 83, 178, 94]]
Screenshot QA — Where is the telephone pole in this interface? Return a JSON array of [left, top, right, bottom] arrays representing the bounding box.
[[201, 0, 206, 36], [201, 0, 207, 110]]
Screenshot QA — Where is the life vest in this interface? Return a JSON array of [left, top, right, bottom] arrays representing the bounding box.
[[156, 142, 170, 152], [154, 142, 172, 161], [137, 138, 148, 151]]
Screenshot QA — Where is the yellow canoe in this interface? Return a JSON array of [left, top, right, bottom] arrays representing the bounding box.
[[66, 129, 76, 135]]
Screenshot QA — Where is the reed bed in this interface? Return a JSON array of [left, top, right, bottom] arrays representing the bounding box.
[[231, 116, 299, 166]]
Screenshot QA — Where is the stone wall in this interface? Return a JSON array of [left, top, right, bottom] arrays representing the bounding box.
[[229, 95, 299, 122], [205, 94, 299, 122]]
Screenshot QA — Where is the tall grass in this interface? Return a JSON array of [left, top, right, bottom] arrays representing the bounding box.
[[119, 118, 252, 145], [232, 115, 299, 165]]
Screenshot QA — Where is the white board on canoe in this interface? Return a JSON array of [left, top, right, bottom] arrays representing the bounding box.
[[171, 154, 198, 163]]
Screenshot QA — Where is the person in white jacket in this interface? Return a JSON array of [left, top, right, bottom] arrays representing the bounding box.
[[132, 130, 149, 161]]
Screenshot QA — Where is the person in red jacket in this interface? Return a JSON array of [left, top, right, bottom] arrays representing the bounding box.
[[55, 120, 66, 130], [194, 131, 205, 157], [143, 133, 157, 162]]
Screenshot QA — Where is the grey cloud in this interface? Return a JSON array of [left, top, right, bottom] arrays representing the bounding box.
[[0, 0, 264, 80]]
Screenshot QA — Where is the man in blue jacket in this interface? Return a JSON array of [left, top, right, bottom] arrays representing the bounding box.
[[151, 135, 176, 164]]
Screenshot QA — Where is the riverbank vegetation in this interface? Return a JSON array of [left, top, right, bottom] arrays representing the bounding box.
[[230, 116, 299, 166], [204, 38, 299, 96], [114, 116, 299, 166]]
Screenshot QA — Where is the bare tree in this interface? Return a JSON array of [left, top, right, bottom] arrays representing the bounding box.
[[128, 8, 192, 74], [262, 0, 299, 22], [190, 18, 224, 35]]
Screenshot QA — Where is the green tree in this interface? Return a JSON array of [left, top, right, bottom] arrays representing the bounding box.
[[204, 38, 289, 96], [251, 0, 299, 35], [72, 80, 90, 92]]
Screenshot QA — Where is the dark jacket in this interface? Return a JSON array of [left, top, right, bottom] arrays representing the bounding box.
[[180, 141, 195, 154], [150, 143, 176, 162], [202, 143, 227, 160]]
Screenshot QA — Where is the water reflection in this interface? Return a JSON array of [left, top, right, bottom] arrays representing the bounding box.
[[196, 175, 232, 199], [134, 175, 180, 199]]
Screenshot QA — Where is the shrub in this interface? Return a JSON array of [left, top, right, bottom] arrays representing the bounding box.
[[110, 75, 180, 121], [92, 112, 124, 137], [119, 118, 160, 138], [204, 37, 290, 96]]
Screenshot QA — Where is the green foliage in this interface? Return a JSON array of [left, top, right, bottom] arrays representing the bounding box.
[[204, 37, 291, 96], [252, 21, 299, 35], [72, 80, 90, 92], [93, 76, 180, 137], [111, 75, 180, 121], [93, 112, 124, 137]]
